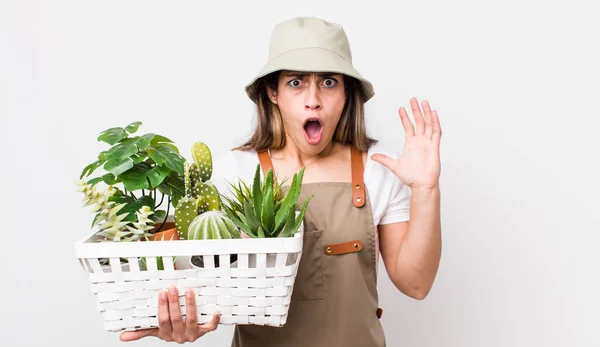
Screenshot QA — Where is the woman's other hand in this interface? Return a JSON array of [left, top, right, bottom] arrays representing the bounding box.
[[372, 97, 442, 190]]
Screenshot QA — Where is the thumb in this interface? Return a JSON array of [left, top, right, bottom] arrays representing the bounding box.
[[120, 328, 158, 342], [370, 153, 397, 171]]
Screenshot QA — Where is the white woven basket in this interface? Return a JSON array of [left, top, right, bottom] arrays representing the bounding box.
[[74, 218, 304, 332]]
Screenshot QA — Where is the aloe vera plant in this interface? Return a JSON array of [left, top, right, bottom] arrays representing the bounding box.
[[221, 164, 313, 238]]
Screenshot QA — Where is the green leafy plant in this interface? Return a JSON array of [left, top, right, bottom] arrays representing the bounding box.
[[77, 121, 186, 240], [221, 164, 313, 238]]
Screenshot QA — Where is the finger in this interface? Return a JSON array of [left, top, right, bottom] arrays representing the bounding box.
[[432, 110, 442, 146], [422, 100, 433, 140], [167, 286, 186, 339], [410, 97, 426, 135], [157, 289, 173, 338], [120, 328, 158, 342], [398, 107, 415, 137], [198, 310, 222, 335], [370, 153, 399, 177], [184, 288, 199, 340]]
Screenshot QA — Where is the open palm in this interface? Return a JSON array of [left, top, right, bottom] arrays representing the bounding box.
[[372, 97, 442, 189]]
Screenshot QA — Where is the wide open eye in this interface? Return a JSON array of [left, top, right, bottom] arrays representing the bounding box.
[[322, 78, 338, 88], [288, 79, 302, 88]]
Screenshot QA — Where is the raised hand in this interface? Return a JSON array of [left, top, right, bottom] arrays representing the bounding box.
[[119, 286, 221, 343], [371, 97, 442, 190]]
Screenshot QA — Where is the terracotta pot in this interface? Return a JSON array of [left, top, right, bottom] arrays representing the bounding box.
[[142, 222, 180, 270], [147, 222, 180, 241]]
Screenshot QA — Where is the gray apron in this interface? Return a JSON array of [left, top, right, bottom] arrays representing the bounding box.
[[231, 146, 385, 346]]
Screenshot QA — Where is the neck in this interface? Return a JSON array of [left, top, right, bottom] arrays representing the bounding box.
[[270, 136, 338, 166]]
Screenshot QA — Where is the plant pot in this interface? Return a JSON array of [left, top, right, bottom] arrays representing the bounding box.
[[100, 258, 130, 272], [190, 254, 238, 268], [148, 221, 180, 241], [140, 220, 180, 269]]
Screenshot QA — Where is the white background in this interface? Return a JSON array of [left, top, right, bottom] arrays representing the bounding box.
[[1, 0, 598, 346]]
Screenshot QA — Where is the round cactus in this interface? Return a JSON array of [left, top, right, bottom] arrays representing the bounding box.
[[187, 210, 240, 240], [188, 210, 240, 268]]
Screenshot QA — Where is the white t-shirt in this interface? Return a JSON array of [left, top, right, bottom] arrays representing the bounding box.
[[209, 141, 412, 265]]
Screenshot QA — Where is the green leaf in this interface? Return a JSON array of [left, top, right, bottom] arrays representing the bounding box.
[[162, 151, 185, 176], [280, 203, 297, 238], [80, 160, 105, 179], [150, 209, 167, 222], [274, 173, 298, 231], [243, 198, 260, 234], [147, 165, 171, 189], [132, 136, 150, 151], [148, 147, 166, 166], [141, 133, 155, 143], [252, 164, 262, 220], [262, 181, 274, 233], [119, 162, 153, 191], [124, 121, 142, 134], [158, 173, 185, 207], [156, 256, 164, 271], [131, 153, 146, 164], [100, 173, 118, 185], [104, 157, 134, 177], [118, 195, 155, 222], [106, 139, 139, 161], [150, 134, 175, 145], [293, 195, 313, 236], [257, 225, 265, 238], [97, 127, 128, 145], [86, 177, 103, 186], [91, 213, 101, 228], [147, 145, 185, 176], [98, 151, 109, 161]]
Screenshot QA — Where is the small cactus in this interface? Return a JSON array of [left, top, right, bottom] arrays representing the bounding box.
[[192, 142, 212, 182], [187, 210, 240, 240], [174, 142, 229, 240], [187, 210, 240, 267]]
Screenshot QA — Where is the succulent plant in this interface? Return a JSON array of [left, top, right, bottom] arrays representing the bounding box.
[[174, 142, 223, 239], [221, 164, 312, 238], [76, 180, 156, 242]]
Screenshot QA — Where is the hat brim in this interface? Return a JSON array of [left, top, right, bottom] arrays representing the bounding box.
[[245, 47, 374, 104]]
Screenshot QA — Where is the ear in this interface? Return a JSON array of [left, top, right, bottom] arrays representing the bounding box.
[[266, 86, 278, 104]]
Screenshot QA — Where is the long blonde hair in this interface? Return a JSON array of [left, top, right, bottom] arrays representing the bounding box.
[[235, 71, 377, 152]]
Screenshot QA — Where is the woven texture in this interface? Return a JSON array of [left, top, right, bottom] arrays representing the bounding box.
[[75, 227, 303, 332]]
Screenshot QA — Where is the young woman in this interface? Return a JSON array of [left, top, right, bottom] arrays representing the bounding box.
[[120, 16, 442, 346]]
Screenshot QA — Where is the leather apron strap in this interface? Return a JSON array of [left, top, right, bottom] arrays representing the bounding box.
[[257, 147, 365, 207]]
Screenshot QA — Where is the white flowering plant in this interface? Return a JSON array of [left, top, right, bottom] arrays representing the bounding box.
[[76, 121, 186, 243]]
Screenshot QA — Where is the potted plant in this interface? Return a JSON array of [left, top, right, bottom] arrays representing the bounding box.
[[215, 163, 313, 269], [221, 163, 312, 239], [76, 121, 186, 268]]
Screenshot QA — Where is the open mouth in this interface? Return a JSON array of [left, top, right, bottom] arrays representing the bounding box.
[[303, 118, 323, 144]]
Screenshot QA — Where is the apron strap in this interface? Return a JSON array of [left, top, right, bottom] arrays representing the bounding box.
[[350, 146, 366, 207], [256, 147, 365, 208], [257, 150, 273, 176]]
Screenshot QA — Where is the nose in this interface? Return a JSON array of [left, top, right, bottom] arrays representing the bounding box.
[[305, 77, 321, 110]]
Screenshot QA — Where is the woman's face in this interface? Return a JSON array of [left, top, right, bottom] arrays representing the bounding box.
[[268, 70, 346, 155]]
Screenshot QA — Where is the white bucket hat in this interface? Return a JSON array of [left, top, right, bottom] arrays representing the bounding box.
[[245, 16, 375, 104]]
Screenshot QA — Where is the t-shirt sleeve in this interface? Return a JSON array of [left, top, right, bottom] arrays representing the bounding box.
[[379, 169, 412, 225], [210, 150, 240, 202]]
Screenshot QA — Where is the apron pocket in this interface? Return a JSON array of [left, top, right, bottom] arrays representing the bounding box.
[[291, 228, 325, 301]]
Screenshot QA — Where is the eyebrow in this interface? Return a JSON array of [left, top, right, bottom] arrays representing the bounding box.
[[285, 72, 340, 78]]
